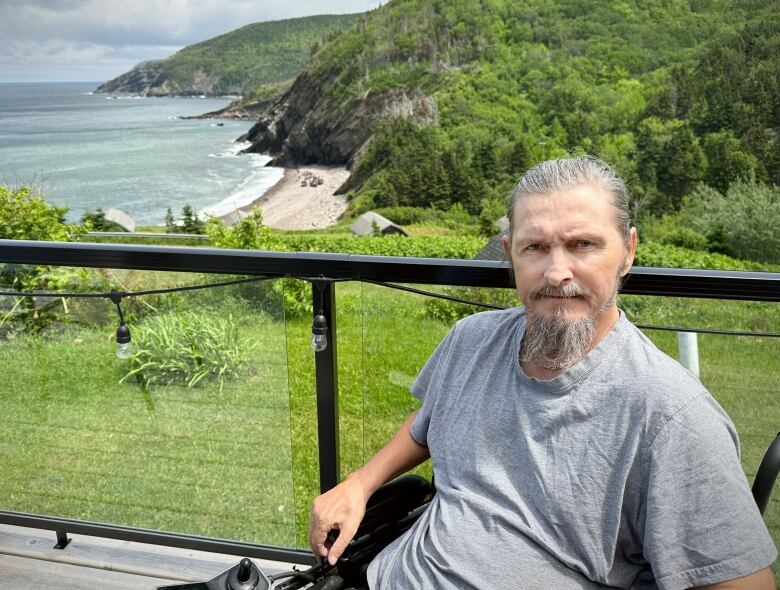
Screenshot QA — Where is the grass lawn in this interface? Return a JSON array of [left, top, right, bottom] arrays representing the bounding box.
[[0, 280, 777, 567]]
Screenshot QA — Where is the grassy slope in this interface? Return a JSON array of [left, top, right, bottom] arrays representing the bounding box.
[[110, 14, 360, 96], [0, 281, 777, 566]]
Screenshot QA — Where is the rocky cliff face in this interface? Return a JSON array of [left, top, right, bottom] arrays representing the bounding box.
[[238, 67, 438, 173], [95, 61, 223, 96]]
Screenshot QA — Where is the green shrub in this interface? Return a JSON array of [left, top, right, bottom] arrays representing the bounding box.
[[208, 211, 485, 259], [206, 208, 282, 250], [0, 188, 92, 332], [634, 242, 778, 272], [478, 198, 507, 237], [373, 207, 443, 225], [274, 279, 313, 319], [680, 182, 780, 264], [80, 209, 126, 232], [120, 311, 255, 392], [658, 227, 709, 251], [0, 186, 83, 242]]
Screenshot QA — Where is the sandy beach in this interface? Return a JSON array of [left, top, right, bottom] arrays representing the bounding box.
[[219, 165, 351, 230]]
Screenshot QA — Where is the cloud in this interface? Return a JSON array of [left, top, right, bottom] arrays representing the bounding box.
[[0, 0, 383, 81]]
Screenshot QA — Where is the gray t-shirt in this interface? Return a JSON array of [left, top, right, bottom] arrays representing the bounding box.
[[367, 308, 776, 589]]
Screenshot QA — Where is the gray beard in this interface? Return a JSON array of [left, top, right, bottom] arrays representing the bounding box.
[[520, 274, 622, 371], [520, 307, 597, 371]]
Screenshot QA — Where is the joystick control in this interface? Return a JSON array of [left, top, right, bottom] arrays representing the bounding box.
[[237, 559, 252, 583], [226, 557, 267, 590], [156, 557, 271, 590]]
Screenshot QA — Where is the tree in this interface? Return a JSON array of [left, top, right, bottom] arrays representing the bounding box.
[[164, 208, 177, 233], [658, 123, 706, 206], [703, 131, 758, 193], [181, 204, 205, 234]]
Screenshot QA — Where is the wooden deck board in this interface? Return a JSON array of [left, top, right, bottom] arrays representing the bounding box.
[[0, 554, 173, 590], [0, 523, 305, 589]]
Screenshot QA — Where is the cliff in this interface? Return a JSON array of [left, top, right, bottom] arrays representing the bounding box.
[[95, 14, 359, 97], [238, 67, 437, 170]]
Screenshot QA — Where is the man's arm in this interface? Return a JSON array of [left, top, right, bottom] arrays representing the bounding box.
[[691, 566, 776, 589], [308, 409, 430, 565]]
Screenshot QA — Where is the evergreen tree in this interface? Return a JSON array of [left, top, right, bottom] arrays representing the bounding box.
[[181, 205, 205, 234], [164, 208, 177, 233]]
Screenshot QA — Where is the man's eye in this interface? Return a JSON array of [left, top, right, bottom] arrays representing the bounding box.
[[526, 244, 540, 251], [576, 240, 592, 248]]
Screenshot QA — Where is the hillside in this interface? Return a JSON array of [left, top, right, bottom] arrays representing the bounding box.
[[95, 13, 360, 97], [240, 0, 779, 220]]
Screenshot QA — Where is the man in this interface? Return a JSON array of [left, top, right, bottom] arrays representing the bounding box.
[[309, 156, 777, 589]]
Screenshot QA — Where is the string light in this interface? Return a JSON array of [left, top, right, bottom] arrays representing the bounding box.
[[0, 277, 776, 343], [311, 311, 328, 352], [109, 290, 132, 359], [311, 280, 329, 352]]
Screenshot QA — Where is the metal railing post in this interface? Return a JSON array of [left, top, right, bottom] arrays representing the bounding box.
[[313, 280, 340, 493]]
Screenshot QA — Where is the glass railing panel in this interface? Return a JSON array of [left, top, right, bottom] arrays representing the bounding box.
[[356, 282, 518, 484], [0, 266, 296, 547]]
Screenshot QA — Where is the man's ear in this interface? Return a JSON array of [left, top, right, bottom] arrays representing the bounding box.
[[622, 227, 638, 276], [501, 234, 511, 260]]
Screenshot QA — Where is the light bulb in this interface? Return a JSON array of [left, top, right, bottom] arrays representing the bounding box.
[[311, 311, 328, 352], [116, 321, 132, 359], [311, 333, 328, 352], [116, 341, 133, 359]]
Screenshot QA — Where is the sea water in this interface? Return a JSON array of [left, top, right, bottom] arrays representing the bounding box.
[[0, 81, 283, 226]]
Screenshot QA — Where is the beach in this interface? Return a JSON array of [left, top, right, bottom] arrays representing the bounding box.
[[219, 165, 351, 230]]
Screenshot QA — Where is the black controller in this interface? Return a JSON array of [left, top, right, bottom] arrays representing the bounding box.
[[156, 558, 271, 590], [154, 475, 434, 590]]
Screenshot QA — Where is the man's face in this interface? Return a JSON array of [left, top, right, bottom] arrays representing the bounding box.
[[502, 184, 637, 347]]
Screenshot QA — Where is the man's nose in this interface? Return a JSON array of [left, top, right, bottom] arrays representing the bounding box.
[[544, 249, 574, 286]]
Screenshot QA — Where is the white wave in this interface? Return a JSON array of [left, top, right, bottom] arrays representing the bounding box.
[[207, 141, 255, 159], [200, 162, 284, 219]]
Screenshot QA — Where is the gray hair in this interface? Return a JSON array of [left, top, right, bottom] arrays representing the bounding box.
[[507, 155, 632, 242]]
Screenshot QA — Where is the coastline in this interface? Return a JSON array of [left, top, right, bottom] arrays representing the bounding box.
[[219, 165, 351, 230]]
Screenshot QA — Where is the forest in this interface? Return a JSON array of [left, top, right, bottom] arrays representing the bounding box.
[[284, 0, 779, 263]]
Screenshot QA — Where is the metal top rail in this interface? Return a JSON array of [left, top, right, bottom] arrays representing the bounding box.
[[1, 239, 779, 301]]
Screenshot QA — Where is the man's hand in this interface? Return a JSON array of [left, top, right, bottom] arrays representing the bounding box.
[[307, 410, 430, 566], [308, 474, 371, 565]]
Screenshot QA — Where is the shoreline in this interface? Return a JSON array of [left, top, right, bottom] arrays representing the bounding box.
[[219, 165, 351, 230]]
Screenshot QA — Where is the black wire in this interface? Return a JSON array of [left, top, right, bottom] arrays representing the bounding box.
[[360, 279, 507, 310], [361, 279, 780, 338], [0, 274, 278, 300], [1, 273, 777, 338]]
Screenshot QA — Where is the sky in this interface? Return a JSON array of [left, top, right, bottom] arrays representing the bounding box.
[[0, 0, 385, 83]]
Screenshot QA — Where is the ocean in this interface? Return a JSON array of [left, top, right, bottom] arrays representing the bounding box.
[[0, 81, 283, 226]]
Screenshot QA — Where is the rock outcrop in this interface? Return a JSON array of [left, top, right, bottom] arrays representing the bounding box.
[[238, 67, 438, 174], [96, 61, 222, 96], [183, 96, 280, 121]]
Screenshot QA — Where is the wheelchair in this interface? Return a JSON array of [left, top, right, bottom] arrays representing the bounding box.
[[159, 432, 780, 590]]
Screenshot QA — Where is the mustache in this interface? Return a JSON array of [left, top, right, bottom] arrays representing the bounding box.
[[529, 281, 589, 300]]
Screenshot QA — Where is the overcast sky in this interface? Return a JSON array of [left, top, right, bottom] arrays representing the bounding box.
[[0, 0, 384, 83]]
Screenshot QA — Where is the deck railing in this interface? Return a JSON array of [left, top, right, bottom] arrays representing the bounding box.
[[0, 238, 778, 564]]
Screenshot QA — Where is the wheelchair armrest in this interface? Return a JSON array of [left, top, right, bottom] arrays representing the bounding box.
[[752, 432, 780, 515]]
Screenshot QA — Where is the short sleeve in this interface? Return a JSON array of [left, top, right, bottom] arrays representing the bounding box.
[[408, 323, 459, 446], [641, 395, 777, 589]]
